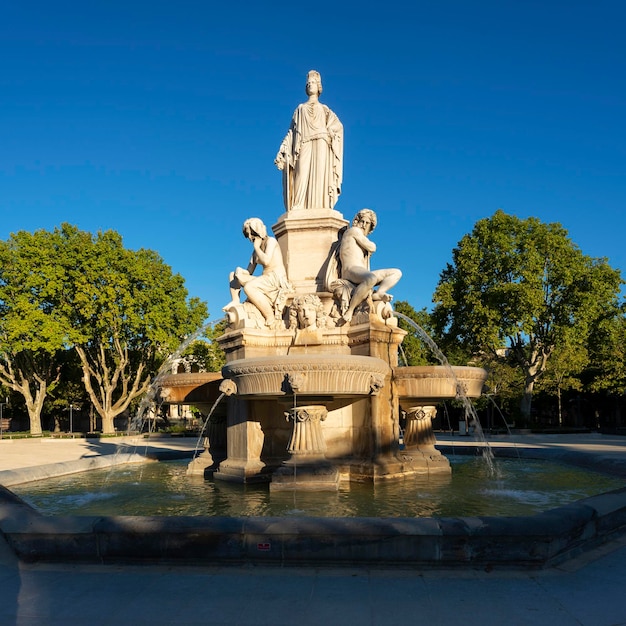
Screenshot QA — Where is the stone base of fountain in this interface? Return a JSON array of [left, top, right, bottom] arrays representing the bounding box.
[[5, 439, 626, 568], [271, 461, 340, 491], [348, 451, 450, 483], [268, 404, 341, 490], [186, 451, 218, 477], [214, 459, 271, 484]]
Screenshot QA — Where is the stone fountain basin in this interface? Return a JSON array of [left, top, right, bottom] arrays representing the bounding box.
[[393, 365, 488, 405], [222, 354, 390, 398]]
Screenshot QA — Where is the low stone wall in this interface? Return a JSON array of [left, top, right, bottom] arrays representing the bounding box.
[[1, 480, 625, 569]]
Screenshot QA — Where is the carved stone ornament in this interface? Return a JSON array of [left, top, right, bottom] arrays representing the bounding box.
[[218, 379, 238, 396], [288, 294, 328, 331], [286, 372, 306, 393], [404, 405, 437, 447], [284, 405, 328, 455], [369, 373, 385, 395], [222, 355, 391, 397]]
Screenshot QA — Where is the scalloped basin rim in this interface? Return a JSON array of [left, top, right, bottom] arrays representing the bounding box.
[[222, 355, 391, 398], [393, 365, 488, 402]]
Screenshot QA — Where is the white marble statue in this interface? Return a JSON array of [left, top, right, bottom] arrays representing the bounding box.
[[275, 70, 343, 211], [338, 209, 402, 323], [224, 218, 291, 328]]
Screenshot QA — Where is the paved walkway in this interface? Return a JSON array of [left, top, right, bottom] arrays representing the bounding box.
[[1, 433, 626, 625]]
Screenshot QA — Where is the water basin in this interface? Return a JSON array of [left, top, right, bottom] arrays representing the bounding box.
[[12, 456, 623, 518]]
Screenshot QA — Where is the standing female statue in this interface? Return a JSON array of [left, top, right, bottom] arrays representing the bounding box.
[[275, 70, 343, 211]]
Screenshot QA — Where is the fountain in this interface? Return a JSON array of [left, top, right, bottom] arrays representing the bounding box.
[[2, 70, 625, 570], [158, 70, 487, 491]]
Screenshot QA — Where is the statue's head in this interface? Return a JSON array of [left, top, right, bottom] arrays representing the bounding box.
[[242, 218, 267, 240], [353, 209, 377, 233], [305, 70, 322, 96]]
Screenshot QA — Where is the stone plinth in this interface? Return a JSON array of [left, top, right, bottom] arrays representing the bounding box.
[[214, 396, 269, 484], [272, 210, 347, 294], [404, 405, 438, 447], [394, 404, 451, 475], [186, 413, 227, 477]]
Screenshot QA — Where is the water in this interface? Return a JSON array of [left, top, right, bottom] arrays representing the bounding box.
[[191, 391, 226, 459], [12, 457, 623, 518], [393, 311, 497, 471]]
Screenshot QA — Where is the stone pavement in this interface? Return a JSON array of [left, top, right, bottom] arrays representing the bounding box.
[[0, 434, 197, 480], [1, 433, 626, 625]]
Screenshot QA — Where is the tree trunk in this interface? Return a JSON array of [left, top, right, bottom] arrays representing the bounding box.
[[28, 412, 43, 436], [519, 379, 535, 425], [101, 413, 115, 435], [24, 386, 46, 436]]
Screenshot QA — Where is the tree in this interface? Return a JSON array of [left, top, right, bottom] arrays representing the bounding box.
[[433, 210, 622, 424], [183, 319, 228, 372], [394, 301, 439, 366], [585, 305, 626, 397], [536, 342, 586, 426], [55, 224, 208, 434], [0, 229, 68, 435]]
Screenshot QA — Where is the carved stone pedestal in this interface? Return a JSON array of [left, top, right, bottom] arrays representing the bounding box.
[[395, 405, 451, 474], [271, 405, 339, 491], [186, 450, 214, 477], [186, 414, 227, 477], [272, 210, 347, 294], [214, 397, 269, 484], [404, 405, 438, 447]]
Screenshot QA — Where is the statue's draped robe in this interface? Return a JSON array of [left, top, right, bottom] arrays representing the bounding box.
[[279, 101, 343, 211]]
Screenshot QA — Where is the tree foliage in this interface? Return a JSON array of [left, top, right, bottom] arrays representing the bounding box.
[[394, 301, 439, 366], [183, 319, 228, 372], [55, 224, 208, 433], [0, 224, 208, 434], [584, 304, 626, 396], [433, 210, 622, 423], [0, 229, 69, 434]]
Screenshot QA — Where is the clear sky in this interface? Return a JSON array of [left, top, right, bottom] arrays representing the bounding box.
[[2, 1, 625, 321]]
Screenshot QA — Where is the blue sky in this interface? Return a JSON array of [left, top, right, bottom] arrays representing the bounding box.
[[2, 1, 625, 321]]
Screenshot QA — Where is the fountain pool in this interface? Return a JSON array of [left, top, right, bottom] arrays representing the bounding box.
[[11, 455, 624, 519], [2, 439, 626, 568]]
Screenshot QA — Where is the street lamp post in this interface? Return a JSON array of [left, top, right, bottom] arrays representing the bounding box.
[[69, 403, 74, 435]]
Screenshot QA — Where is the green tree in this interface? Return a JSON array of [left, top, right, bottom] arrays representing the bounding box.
[[56, 224, 208, 434], [479, 353, 525, 427], [433, 210, 622, 424], [46, 348, 89, 432], [183, 319, 228, 372], [536, 342, 586, 426], [0, 229, 68, 435], [394, 301, 438, 365], [584, 304, 626, 396]]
